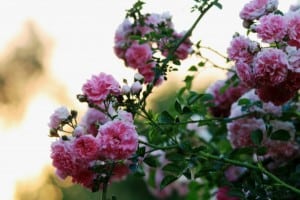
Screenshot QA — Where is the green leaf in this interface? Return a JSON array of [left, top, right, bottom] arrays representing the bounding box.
[[238, 98, 251, 106], [174, 100, 182, 114], [251, 129, 263, 145], [184, 75, 194, 90], [187, 91, 201, 105], [158, 111, 174, 123], [143, 155, 159, 167], [166, 152, 185, 161], [188, 65, 198, 71], [270, 129, 291, 141], [162, 163, 185, 175], [256, 146, 267, 155], [214, 1, 223, 9], [160, 175, 178, 190], [197, 61, 205, 67]]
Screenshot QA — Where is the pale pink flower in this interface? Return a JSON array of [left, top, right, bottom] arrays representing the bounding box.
[[125, 42, 153, 69], [235, 62, 255, 87], [130, 81, 142, 94], [51, 139, 76, 179], [262, 120, 300, 163], [121, 84, 131, 94], [114, 19, 132, 59], [48, 106, 69, 129], [160, 31, 192, 60], [253, 48, 289, 87], [239, 0, 278, 21], [80, 107, 109, 136], [256, 14, 287, 43], [225, 166, 246, 182], [72, 135, 100, 161], [138, 61, 163, 85], [216, 186, 240, 200], [116, 110, 134, 124], [286, 12, 300, 47], [227, 36, 255, 64], [205, 78, 250, 117], [227, 117, 266, 148], [97, 120, 138, 160], [286, 46, 300, 72], [82, 72, 121, 104], [73, 126, 85, 137]]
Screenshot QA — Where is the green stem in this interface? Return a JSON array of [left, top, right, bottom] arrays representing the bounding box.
[[258, 163, 300, 195], [139, 140, 178, 152], [101, 180, 107, 200], [199, 151, 300, 195], [157, 112, 256, 126]]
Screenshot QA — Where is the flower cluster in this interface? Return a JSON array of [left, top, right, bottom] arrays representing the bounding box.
[[47, 0, 300, 199], [227, 90, 300, 167], [228, 0, 300, 105], [49, 73, 139, 191], [114, 12, 192, 84]]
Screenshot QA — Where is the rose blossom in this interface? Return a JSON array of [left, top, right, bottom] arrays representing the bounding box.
[[130, 81, 142, 94], [262, 120, 300, 163], [51, 139, 76, 179], [256, 14, 287, 43], [253, 48, 289, 87], [114, 19, 133, 59], [227, 90, 281, 148], [97, 120, 138, 160], [80, 107, 108, 136], [205, 77, 250, 117], [82, 72, 121, 104], [72, 135, 100, 161], [235, 62, 254, 87], [227, 36, 255, 64], [216, 186, 240, 200], [125, 42, 153, 69], [286, 12, 300, 48], [286, 45, 300, 72], [48, 106, 70, 129], [239, 0, 278, 21]]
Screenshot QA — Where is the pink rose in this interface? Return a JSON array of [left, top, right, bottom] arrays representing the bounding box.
[[125, 42, 153, 69], [256, 14, 287, 43], [286, 12, 300, 48], [72, 135, 100, 161], [114, 19, 133, 59], [82, 72, 121, 104], [227, 36, 255, 64], [80, 107, 109, 136], [240, 0, 278, 21], [253, 48, 289, 87], [235, 62, 255, 87], [48, 106, 69, 129], [97, 120, 138, 160], [50, 139, 76, 179]]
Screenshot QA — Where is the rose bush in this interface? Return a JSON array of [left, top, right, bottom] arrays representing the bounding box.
[[48, 0, 300, 199]]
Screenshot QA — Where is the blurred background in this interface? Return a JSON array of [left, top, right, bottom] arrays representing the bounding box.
[[0, 0, 296, 199]]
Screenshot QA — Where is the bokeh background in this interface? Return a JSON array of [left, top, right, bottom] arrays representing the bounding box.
[[0, 0, 296, 199]]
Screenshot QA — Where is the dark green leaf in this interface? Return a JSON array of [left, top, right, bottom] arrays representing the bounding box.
[[256, 146, 267, 155], [184, 75, 194, 90], [166, 152, 185, 161], [162, 163, 185, 175], [188, 91, 201, 105], [214, 2, 223, 9], [143, 155, 159, 167], [270, 129, 291, 141], [197, 61, 205, 67], [174, 100, 182, 114], [158, 111, 174, 123], [188, 65, 198, 71], [160, 175, 178, 190], [251, 129, 263, 145]]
